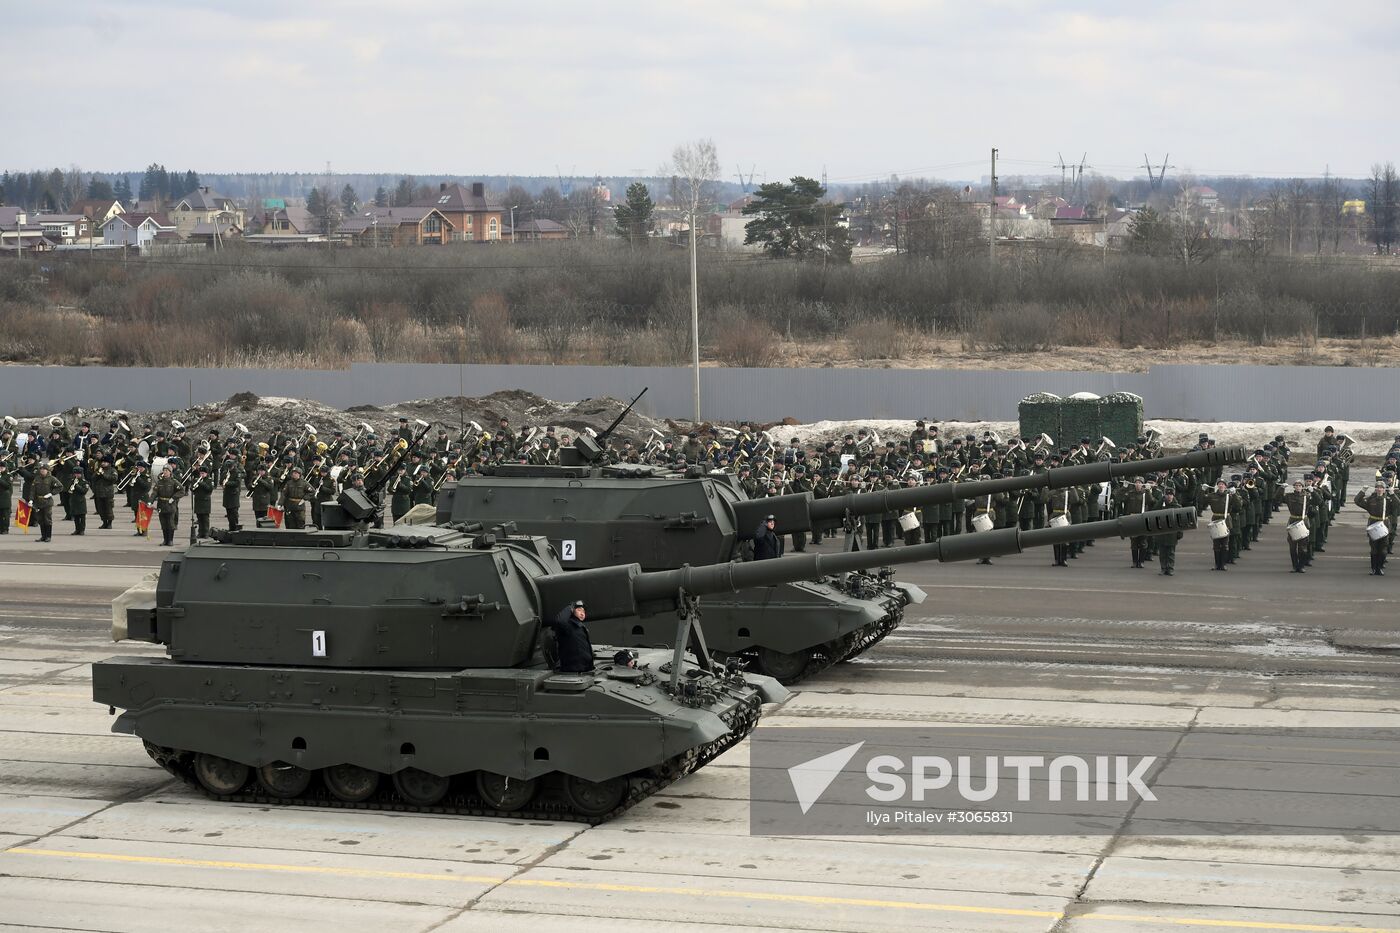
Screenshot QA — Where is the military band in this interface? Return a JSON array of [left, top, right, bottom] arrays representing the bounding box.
[[0, 412, 1393, 577]]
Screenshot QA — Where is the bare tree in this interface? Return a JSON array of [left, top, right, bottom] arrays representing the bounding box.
[[1366, 163, 1399, 255], [666, 138, 720, 422]]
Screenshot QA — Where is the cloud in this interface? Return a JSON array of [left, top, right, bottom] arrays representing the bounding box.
[[6, 1, 1398, 180]]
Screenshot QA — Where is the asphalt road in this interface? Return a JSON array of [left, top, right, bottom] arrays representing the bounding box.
[[1, 501, 1398, 932]]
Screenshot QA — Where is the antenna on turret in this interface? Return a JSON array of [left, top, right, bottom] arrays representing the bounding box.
[[567, 388, 649, 465]]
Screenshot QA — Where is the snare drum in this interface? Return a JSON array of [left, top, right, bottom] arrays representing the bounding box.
[[971, 513, 994, 533]]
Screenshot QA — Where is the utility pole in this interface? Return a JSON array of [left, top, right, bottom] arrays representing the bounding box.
[[989, 147, 998, 265], [689, 198, 701, 423]]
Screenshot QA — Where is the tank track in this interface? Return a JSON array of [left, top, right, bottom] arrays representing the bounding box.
[[141, 692, 762, 825], [841, 596, 907, 661]]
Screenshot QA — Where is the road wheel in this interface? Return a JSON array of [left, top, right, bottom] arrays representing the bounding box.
[[194, 753, 249, 795], [256, 762, 311, 798], [392, 768, 450, 806], [755, 647, 812, 684], [475, 771, 536, 812], [323, 763, 380, 802], [563, 774, 628, 817]]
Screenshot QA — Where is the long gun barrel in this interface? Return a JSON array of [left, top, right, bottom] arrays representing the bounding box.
[[735, 446, 1245, 535], [537, 507, 1197, 622]]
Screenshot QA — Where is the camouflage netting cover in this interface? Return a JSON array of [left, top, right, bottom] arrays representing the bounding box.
[[1100, 392, 1145, 446], [1018, 392, 1061, 445], [1059, 393, 1102, 448]]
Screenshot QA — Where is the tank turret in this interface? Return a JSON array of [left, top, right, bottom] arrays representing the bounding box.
[[440, 446, 1244, 569]]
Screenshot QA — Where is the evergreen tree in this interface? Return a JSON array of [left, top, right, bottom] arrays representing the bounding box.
[[182, 170, 200, 194], [306, 185, 340, 235], [373, 185, 389, 208], [340, 184, 359, 216], [113, 176, 133, 206], [612, 182, 655, 242], [86, 176, 114, 200], [0, 171, 10, 204], [742, 176, 853, 262], [45, 168, 67, 210], [392, 177, 414, 206]]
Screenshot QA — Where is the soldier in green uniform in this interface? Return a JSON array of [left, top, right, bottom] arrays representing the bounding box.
[[388, 466, 412, 523], [1047, 484, 1079, 567], [91, 456, 118, 529], [280, 466, 308, 530], [1114, 477, 1156, 568], [126, 462, 151, 535], [191, 466, 215, 538], [1156, 487, 1182, 575], [149, 465, 182, 546], [0, 459, 12, 534], [1282, 479, 1311, 573], [1355, 481, 1399, 576], [411, 466, 435, 507], [222, 461, 243, 531], [25, 463, 58, 542], [67, 466, 88, 535], [249, 466, 276, 526], [787, 465, 813, 551], [1199, 479, 1234, 572]]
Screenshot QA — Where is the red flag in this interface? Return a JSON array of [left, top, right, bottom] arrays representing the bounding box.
[[135, 501, 154, 535], [14, 500, 31, 533], [267, 506, 284, 528]]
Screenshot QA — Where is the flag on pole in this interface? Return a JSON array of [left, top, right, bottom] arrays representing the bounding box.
[[135, 501, 154, 535], [267, 506, 284, 528], [14, 500, 31, 534]]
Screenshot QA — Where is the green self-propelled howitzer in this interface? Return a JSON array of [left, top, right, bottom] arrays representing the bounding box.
[[93, 499, 1196, 824], [437, 424, 1246, 682]]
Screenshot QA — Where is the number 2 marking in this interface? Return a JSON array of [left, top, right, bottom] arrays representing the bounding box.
[[561, 539, 576, 561]]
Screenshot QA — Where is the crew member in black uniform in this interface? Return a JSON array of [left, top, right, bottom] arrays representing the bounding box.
[[545, 600, 595, 673]]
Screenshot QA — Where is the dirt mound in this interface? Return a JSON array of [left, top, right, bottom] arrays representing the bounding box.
[[26, 390, 667, 447]]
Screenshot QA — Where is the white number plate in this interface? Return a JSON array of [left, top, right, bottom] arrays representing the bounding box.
[[560, 539, 576, 562], [311, 630, 327, 657]]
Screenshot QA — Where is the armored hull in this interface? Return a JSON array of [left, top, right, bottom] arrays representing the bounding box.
[[92, 525, 786, 823], [95, 649, 768, 823]]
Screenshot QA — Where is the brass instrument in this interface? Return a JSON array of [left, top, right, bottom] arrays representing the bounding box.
[[115, 463, 142, 493], [179, 448, 211, 486]]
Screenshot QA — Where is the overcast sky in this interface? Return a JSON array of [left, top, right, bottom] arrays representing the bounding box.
[[10, 1, 1398, 181]]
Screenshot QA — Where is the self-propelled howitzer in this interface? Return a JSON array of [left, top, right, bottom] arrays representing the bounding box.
[[434, 445, 1243, 681], [91, 508, 1194, 824]]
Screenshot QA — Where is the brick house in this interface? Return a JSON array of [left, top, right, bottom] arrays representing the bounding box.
[[337, 206, 455, 246], [413, 182, 504, 242]]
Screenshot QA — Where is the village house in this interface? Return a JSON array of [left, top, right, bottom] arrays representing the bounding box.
[[412, 182, 504, 242], [337, 206, 455, 246], [168, 186, 246, 236], [102, 212, 176, 249], [69, 198, 126, 227]]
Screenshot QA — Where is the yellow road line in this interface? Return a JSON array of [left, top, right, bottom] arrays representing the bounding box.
[[8, 847, 504, 885], [7, 846, 1399, 932]]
